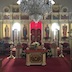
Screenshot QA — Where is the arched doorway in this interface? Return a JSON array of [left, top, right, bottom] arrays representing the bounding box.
[[30, 21, 42, 44], [12, 22, 20, 42]]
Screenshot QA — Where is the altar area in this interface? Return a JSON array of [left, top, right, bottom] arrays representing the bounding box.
[[21, 42, 48, 66], [25, 49, 48, 66], [0, 4, 70, 68]]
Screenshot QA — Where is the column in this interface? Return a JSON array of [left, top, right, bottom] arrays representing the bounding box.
[[42, 53, 46, 65], [26, 54, 30, 66]]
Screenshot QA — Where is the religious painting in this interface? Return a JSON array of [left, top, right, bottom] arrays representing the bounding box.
[[37, 35, 41, 42], [61, 23, 69, 38], [3, 24, 10, 38], [31, 29, 35, 35], [52, 4, 60, 12], [61, 7, 68, 12], [37, 29, 41, 35], [45, 14, 51, 20], [12, 14, 19, 19], [37, 29, 41, 42], [69, 12, 72, 20], [12, 7, 19, 12], [3, 13, 11, 19], [61, 14, 69, 19], [31, 35, 35, 43], [44, 14, 51, 20], [43, 24, 51, 40], [3, 6, 10, 12], [20, 14, 29, 20], [21, 24, 29, 40], [70, 23, 72, 29], [31, 29, 35, 42], [23, 25, 27, 39], [53, 14, 60, 20]]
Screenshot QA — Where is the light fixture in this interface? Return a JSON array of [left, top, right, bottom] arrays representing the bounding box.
[[17, 0, 55, 23], [52, 23, 60, 47], [12, 22, 20, 31], [52, 23, 60, 37], [12, 22, 21, 42]]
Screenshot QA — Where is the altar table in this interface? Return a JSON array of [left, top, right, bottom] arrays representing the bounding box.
[[25, 49, 48, 66]]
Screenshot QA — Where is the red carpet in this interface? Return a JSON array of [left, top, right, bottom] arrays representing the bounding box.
[[2, 56, 70, 72]]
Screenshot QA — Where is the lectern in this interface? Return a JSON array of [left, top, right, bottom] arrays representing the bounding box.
[[25, 49, 48, 66]]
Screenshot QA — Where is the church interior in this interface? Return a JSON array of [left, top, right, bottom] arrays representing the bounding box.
[[0, 0, 71, 72]]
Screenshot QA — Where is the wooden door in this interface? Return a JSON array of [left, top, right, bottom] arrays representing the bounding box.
[[31, 29, 41, 44]]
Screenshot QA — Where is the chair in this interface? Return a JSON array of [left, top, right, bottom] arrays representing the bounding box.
[[44, 43, 51, 49], [62, 42, 70, 54], [22, 43, 28, 50], [44, 43, 52, 57], [21, 43, 28, 58], [3, 43, 10, 55]]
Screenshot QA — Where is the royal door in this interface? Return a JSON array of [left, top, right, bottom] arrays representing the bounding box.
[[30, 21, 42, 44]]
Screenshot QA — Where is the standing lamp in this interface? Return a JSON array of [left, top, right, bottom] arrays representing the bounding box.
[[59, 44, 64, 57], [7, 44, 15, 59]]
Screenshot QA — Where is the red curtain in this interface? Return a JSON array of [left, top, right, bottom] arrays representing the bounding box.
[[30, 21, 42, 30]]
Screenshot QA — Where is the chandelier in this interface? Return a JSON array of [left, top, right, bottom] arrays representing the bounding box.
[[17, 0, 55, 23]]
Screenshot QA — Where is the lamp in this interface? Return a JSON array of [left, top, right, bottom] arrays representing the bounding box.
[[52, 23, 60, 46], [7, 44, 15, 59], [17, 0, 55, 23]]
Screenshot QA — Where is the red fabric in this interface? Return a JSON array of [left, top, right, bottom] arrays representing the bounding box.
[[44, 43, 51, 49], [21, 43, 28, 50], [61, 43, 69, 48], [30, 21, 42, 30]]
